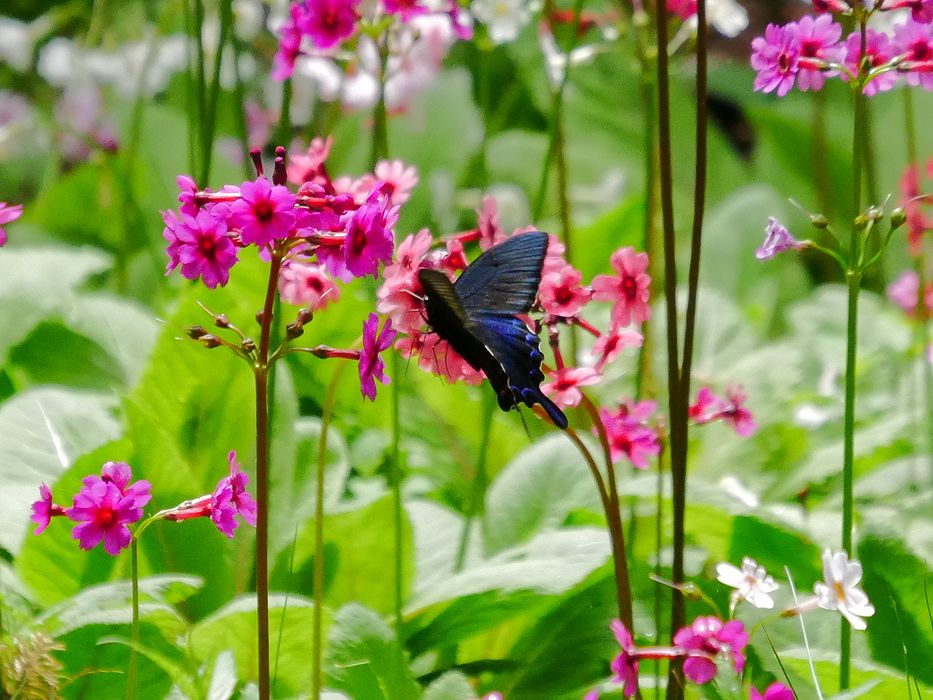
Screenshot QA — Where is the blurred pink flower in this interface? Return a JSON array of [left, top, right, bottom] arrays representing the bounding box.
[[791, 15, 843, 91], [757, 217, 804, 260], [360, 313, 397, 400], [689, 386, 756, 436], [893, 19, 933, 90], [477, 195, 506, 251], [0, 201, 23, 246], [287, 136, 334, 185], [30, 483, 66, 535], [844, 29, 897, 96], [600, 401, 661, 469], [673, 616, 748, 684], [300, 0, 360, 49], [591, 247, 651, 326], [279, 261, 340, 309], [887, 269, 921, 314], [751, 682, 795, 700], [541, 366, 601, 408], [593, 323, 643, 371], [375, 160, 419, 205]]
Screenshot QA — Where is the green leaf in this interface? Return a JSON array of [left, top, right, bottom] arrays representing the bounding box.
[[483, 433, 603, 553], [421, 670, 475, 700], [0, 387, 121, 555], [325, 603, 420, 700]]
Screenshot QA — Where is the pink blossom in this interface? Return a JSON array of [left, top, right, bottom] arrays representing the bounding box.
[[374, 160, 419, 205], [539, 265, 591, 317], [30, 483, 66, 535], [442, 236, 468, 272], [542, 234, 569, 275], [176, 175, 201, 216], [287, 136, 334, 185], [228, 177, 297, 247], [673, 616, 748, 684], [541, 366, 601, 408], [340, 187, 397, 279], [360, 313, 397, 400], [811, 0, 850, 13], [383, 0, 429, 19], [888, 269, 921, 314], [756, 217, 804, 260], [0, 201, 23, 246], [299, 0, 360, 49], [667, 0, 697, 20], [901, 164, 931, 255], [894, 19, 933, 89], [477, 195, 506, 251], [610, 620, 639, 698], [600, 402, 661, 469], [167, 210, 238, 288], [272, 7, 304, 81], [593, 323, 643, 371], [751, 682, 795, 700], [66, 466, 151, 556], [844, 30, 898, 96], [689, 386, 757, 436], [751, 23, 801, 96], [791, 15, 843, 91], [591, 247, 652, 326], [279, 261, 340, 309], [884, 0, 933, 25], [211, 451, 257, 536]]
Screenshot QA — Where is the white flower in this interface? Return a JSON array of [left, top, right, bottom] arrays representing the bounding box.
[[706, 0, 748, 38], [716, 556, 779, 610], [470, 0, 532, 44], [813, 549, 875, 631]]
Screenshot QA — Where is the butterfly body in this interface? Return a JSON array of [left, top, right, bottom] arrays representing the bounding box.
[[417, 232, 568, 429]]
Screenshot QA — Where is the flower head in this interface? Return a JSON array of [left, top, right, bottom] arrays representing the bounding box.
[[591, 247, 652, 326], [791, 15, 843, 92], [751, 682, 795, 700], [0, 201, 23, 246], [600, 401, 661, 469], [228, 177, 297, 247], [279, 261, 340, 309], [689, 386, 756, 436], [299, 0, 360, 49], [887, 269, 921, 315], [813, 549, 875, 630], [541, 366, 601, 408], [893, 19, 933, 90], [66, 465, 151, 556], [360, 313, 397, 400], [673, 616, 748, 684], [844, 29, 897, 96], [167, 210, 238, 288], [340, 187, 397, 279], [30, 483, 66, 535], [592, 323, 643, 371], [716, 556, 780, 609], [610, 620, 639, 698], [756, 217, 805, 260], [539, 265, 591, 317], [751, 23, 800, 96], [374, 160, 419, 205]]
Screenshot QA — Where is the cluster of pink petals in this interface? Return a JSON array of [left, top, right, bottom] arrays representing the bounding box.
[[605, 617, 749, 696], [887, 269, 933, 317], [0, 201, 23, 247], [360, 313, 397, 400], [599, 400, 661, 469], [689, 386, 757, 437], [901, 160, 933, 255], [757, 217, 806, 261], [162, 143, 410, 290], [274, 0, 361, 79], [751, 682, 795, 700], [751, 15, 933, 97], [61, 462, 152, 556]]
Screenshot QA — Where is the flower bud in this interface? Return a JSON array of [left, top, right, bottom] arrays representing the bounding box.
[[854, 215, 868, 231], [890, 207, 907, 230], [809, 213, 829, 229], [286, 321, 305, 340], [865, 205, 883, 222], [186, 325, 208, 339], [214, 313, 231, 329], [241, 338, 256, 353], [201, 334, 222, 348]]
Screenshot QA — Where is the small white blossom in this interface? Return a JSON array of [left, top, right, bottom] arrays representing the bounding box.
[[813, 549, 875, 630], [716, 556, 779, 610], [471, 0, 532, 44]]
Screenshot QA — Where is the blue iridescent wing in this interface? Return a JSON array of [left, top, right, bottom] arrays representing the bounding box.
[[454, 232, 549, 315]]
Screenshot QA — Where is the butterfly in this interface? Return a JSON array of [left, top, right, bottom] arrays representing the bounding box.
[[417, 231, 568, 429]]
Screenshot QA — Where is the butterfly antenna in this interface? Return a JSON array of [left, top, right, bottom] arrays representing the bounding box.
[[516, 406, 532, 439]]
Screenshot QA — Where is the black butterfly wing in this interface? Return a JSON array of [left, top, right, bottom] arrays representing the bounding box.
[[454, 231, 549, 315], [467, 313, 568, 429]]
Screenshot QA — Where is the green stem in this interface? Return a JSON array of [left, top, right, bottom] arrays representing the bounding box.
[[193, 0, 207, 179], [390, 352, 404, 637], [126, 539, 139, 700], [312, 365, 343, 699], [654, 443, 667, 700], [255, 252, 284, 700], [454, 392, 496, 571], [636, 57, 658, 402], [369, 39, 390, 168], [199, 0, 232, 185]]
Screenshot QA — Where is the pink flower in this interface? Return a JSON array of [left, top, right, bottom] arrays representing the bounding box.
[[689, 387, 756, 436], [593, 323, 643, 371], [888, 269, 920, 314], [66, 465, 152, 556], [539, 265, 591, 317], [610, 620, 639, 698], [791, 15, 843, 91], [273, 6, 304, 80], [176, 175, 201, 216], [477, 195, 506, 251], [211, 451, 257, 537], [341, 187, 398, 279], [884, 0, 933, 25], [287, 136, 334, 185], [541, 366, 601, 408], [228, 177, 297, 247], [751, 23, 801, 96], [673, 616, 748, 684], [542, 234, 568, 275], [756, 217, 804, 260], [811, 0, 849, 13], [360, 313, 397, 400], [600, 401, 661, 469], [844, 30, 897, 96], [667, 0, 697, 19], [894, 19, 933, 89], [0, 201, 23, 246], [279, 261, 340, 309], [751, 682, 795, 700], [168, 210, 238, 288], [383, 0, 428, 20], [591, 247, 652, 326], [375, 160, 419, 205], [30, 483, 66, 535], [299, 0, 360, 49]]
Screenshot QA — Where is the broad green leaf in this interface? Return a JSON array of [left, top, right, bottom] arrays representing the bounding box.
[[325, 603, 420, 700], [421, 671, 475, 700]]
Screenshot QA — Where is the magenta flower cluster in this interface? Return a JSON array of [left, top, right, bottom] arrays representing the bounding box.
[[30, 454, 257, 555], [689, 386, 757, 437], [751, 8, 933, 96]]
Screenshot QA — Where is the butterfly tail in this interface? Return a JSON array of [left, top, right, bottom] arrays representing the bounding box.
[[520, 387, 568, 430]]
